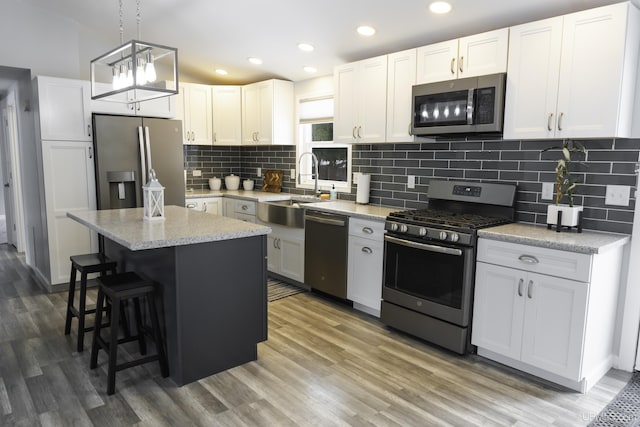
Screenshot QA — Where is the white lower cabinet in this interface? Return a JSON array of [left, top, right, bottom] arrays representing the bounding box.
[[472, 238, 624, 392], [223, 198, 256, 223], [185, 197, 221, 215], [41, 141, 98, 285], [347, 217, 385, 316], [261, 222, 304, 283]]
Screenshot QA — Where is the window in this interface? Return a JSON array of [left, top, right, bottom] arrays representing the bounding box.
[[297, 96, 351, 192]]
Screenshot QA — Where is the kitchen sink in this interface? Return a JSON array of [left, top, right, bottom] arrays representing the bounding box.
[[257, 196, 324, 228]]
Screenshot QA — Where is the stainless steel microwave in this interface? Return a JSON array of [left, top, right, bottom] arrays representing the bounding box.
[[411, 73, 506, 136]]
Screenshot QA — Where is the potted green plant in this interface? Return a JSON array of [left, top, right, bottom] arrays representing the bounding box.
[[543, 140, 586, 229]]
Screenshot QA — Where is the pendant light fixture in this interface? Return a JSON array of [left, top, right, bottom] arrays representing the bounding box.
[[90, 0, 178, 103]]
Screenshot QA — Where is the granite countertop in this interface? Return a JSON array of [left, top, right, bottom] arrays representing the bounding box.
[[302, 201, 397, 221], [186, 189, 291, 202], [67, 206, 271, 251], [478, 223, 630, 254]]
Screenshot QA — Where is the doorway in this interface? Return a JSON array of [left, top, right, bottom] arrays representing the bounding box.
[[0, 97, 21, 249]]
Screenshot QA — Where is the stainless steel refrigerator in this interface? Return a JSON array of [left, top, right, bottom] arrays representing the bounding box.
[[92, 114, 185, 210]]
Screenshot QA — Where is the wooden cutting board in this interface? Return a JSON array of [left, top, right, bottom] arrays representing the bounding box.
[[262, 169, 283, 193]]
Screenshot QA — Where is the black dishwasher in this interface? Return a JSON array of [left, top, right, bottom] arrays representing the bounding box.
[[304, 210, 349, 299]]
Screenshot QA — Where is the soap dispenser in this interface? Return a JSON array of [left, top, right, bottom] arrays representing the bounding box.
[[329, 184, 337, 200]]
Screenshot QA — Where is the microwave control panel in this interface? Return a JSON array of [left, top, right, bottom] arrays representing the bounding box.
[[475, 87, 496, 124]]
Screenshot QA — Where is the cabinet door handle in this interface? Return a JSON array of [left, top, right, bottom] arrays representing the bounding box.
[[547, 113, 554, 131], [362, 227, 374, 234], [186, 203, 196, 208], [527, 280, 534, 299], [459, 56, 464, 73], [362, 246, 373, 254], [558, 112, 564, 131], [450, 57, 456, 75], [357, 126, 362, 139], [136, 102, 141, 111], [88, 146, 93, 159], [517, 278, 524, 297], [213, 132, 216, 143], [241, 205, 248, 210], [192, 131, 196, 141], [87, 124, 92, 137], [129, 103, 135, 111], [352, 126, 357, 139], [518, 254, 539, 265], [408, 123, 413, 136], [203, 202, 208, 212]]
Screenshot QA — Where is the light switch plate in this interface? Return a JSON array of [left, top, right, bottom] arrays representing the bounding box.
[[541, 182, 554, 200], [192, 170, 202, 177], [605, 185, 631, 206], [257, 167, 261, 177], [407, 175, 415, 189], [291, 169, 296, 180], [353, 172, 360, 185]]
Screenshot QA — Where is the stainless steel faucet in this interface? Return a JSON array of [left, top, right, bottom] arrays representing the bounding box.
[[298, 152, 320, 195]]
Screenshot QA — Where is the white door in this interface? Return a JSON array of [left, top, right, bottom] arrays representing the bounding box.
[[457, 28, 509, 79], [386, 49, 417, 143], [279, 236, 304, 282], [41, 141, 98, 284], [3, 102, 23, 250], [37, 77, 92, 142], [212, 86, 242, 145], [242, 83, 261, 144], [416, 39, 459, 84], [0, 108, 14, 246], [347, 236, 384, 312], [333, 62, 358, 143], [471, 262, 525, 360], [503, 17, 563, 140], [520, 272, 588, 380], [357, 55, 387, 143], [184, 84, 213, 145]]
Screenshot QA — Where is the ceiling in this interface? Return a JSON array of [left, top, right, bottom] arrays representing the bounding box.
[[18, 0, 634, 85]]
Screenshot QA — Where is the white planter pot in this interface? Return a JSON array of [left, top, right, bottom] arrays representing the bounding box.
[[547, 204, 583, 227]]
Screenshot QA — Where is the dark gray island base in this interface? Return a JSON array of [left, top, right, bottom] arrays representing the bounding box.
[[104, 235, 267, 386], [67, 206, 270, 386]]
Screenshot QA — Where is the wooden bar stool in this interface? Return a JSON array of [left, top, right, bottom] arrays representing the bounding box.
[[64, 253, 118, 352], [90, 271, 169, 395]]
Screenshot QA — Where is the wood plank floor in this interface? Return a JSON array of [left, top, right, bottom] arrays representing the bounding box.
[[0, 244, 631, 426]]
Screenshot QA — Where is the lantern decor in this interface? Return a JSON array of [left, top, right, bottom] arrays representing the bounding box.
[[143, 169, 165, 221]]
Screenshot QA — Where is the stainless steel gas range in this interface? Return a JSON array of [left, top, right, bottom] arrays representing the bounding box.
[[381, 180, 517, 354]]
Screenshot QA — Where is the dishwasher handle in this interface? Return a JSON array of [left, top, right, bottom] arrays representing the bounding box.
[[305, 212, 347, 227]]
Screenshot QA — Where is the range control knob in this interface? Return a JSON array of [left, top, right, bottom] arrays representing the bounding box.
[[418, 227, 427, 237], [399, 224, 408, 233], [390, 223, 398, 232], [439, 231, 448, 240], [450, 233, 460, 243]]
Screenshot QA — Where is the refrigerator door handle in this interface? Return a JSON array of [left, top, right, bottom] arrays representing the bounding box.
[[145, 126, 153, 177], [138, 126, 147, 186]]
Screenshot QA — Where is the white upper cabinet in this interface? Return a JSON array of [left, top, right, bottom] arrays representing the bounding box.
[[416, 28, 509, 84], [334, 55, 388, 143], [242, 79, 294, 145], [386, 49, 418, 143], [35, 76, 92, 142], [212, 85, 242, 146], [178, 83, 213, 145], [504, 3, 640, 139]]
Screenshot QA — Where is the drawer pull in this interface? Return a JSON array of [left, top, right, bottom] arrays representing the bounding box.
[[362, 247, 373, 254], [517, 278, 524, 297], [518, 255, 539, 265], [527, 280, 534, 299], [362, 227, 374, 234]]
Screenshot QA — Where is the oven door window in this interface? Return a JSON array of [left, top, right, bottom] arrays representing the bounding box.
[[414, 90, 470, 127], [384, 238, 468, 309]]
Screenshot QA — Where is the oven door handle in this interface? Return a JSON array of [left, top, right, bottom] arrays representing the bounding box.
[[385, 235, 463, 256]]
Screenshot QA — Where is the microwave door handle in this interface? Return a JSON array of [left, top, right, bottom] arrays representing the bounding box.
[[466, 88, 475, 125], [145, 126, 153, 176], [138, 126, 147, 186]]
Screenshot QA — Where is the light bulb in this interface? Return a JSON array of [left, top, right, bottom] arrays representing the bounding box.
[[112, 67, 120, 90], [119, 64, 128, 89], [145, 53, 157, 82], [126, 62, 134, 87], [136, 57, 147, 85]]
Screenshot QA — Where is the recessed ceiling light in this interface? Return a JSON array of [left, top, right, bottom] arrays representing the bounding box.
[[303, 66, 317, 73], [429, 1, 452, 14], [215, 69, 228, 75], [357, 25, 376, 36], [248, 57, 263, 65], [298, 43, 314, 52]]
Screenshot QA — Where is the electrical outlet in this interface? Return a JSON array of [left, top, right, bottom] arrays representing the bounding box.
[[257, 167, 261, 177], [192, 170, 202, 177], [541, 182, 554, 200], [353, 172, 359, 185], [407, 175, 416, 189], [605, 185, 631, 206], [291, 169, 296, 180]]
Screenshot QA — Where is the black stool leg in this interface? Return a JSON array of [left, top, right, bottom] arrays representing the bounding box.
[[148, 294, 169, 378], [77, 271, 89, 352], [64, 265, 77, 335], [133, 297, 147, 355], [90, 288, 105, 370], [107, 295, 121, 396]]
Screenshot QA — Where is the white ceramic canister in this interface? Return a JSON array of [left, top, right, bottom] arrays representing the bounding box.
[[243, 179, 255, 191], [225, 174, 240, 190], [209, 177, 221, 190]]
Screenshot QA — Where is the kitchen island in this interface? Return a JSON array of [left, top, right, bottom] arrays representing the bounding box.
[[67, 206, 271, 386]]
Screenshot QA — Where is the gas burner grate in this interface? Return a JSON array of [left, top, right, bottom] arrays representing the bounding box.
[[389, 208, 511, 230]]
